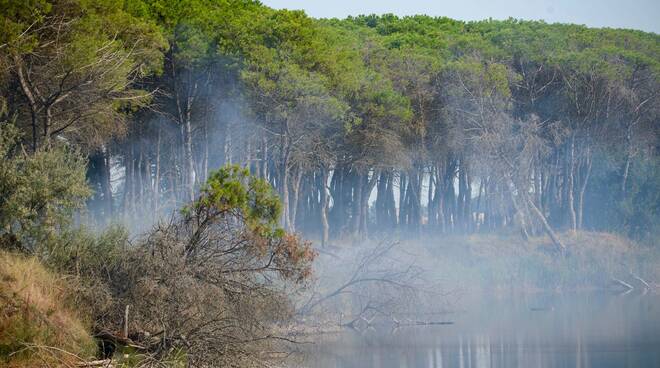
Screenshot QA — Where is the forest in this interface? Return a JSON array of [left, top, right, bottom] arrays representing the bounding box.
[[1, 0, 659, 367]]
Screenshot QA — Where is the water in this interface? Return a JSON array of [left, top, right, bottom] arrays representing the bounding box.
[[298, 292, 660, 368]]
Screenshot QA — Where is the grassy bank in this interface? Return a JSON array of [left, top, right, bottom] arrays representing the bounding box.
[[0, 251, 96, 367], [417, 231, 660, 292]]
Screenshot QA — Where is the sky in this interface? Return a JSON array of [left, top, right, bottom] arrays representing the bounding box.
[[261, 0, 659, 34]]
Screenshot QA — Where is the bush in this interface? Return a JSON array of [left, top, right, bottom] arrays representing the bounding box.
[[0, 124, 90, 253], [102, 165, 315, 366]]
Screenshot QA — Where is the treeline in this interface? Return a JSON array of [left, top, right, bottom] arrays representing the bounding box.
[[2, 1, 659, 246]]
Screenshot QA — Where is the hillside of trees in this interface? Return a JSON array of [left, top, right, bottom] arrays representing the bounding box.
[[1, 0, 659, 365], [2, 1, 659, 247]]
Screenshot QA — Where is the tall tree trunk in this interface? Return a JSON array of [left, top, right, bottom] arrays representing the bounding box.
[[14, 58, 39, 151], [137, 146, 144, 213], [384, 171, 397, 228], [525, 193, 566, 253], [567, 135, 577, 233], [621, 150, 631, 198], [153, 129, 161, 216], [290, 166, 303, 232], [351, 171, 363, 238], [320, 168, 330, 247], [408, 167, 423, 235], [475, 177, 485, 232], [280, 133, 291, 230], [427, 167, 436, 228], [399, 172, 407, 228], [360, 169, 379, 236], [102, 147, 113, 219], [183, 116, 195, 202], [577, 149, 592, 230], [261, 136, 268, 179], [376, 171, 388, 229], [202, 118, 209, 183], [433, 166, 445, 233], [122, 146, 134, 218], [171, 53, 197, 202], [509, 188, 530, 241]]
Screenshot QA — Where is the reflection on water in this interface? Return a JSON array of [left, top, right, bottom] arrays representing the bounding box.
[[299, 293, 660, 368]]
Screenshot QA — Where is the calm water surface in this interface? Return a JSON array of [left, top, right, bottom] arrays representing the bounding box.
[[298, 292, 660, 368]]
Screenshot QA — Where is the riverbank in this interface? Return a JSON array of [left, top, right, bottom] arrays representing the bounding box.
[[2, 230, 657, 367], [292, 231, 659, 339], [414, 231, 660, 292]]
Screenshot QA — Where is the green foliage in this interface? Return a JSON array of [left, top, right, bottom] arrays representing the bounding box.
[[192, 164, 282, 235], [0, 124, 91, 251], [1, 0, 167, 150], [44, 224, 128, 275], [0, 0, 51, 51]]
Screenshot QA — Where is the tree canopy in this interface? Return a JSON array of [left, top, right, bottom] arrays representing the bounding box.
[[1, 1, 659, 243]]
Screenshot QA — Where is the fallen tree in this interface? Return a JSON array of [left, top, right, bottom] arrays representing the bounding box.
[[90, 166, 315, 367], [298, 241, 446, 329]]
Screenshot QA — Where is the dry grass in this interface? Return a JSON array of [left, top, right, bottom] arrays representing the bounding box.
[[0, 251, 96, 367]]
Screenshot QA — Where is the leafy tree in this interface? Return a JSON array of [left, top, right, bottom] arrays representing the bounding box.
[[0, 0, 166, 151], [0, 124, 90, 252]]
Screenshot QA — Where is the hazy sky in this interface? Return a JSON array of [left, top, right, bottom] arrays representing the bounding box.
[[261, 0, 659, 34]]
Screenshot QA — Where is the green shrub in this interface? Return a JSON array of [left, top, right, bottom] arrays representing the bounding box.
[[0, 124, 91, 253]]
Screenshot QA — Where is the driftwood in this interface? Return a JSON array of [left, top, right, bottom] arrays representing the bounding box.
[[611, 273, 658, 295], [629, 271, 651, 290], [611, 277, 634, 292], [342, 313, 453, 330], [411, 320, 454, 326], [94, 330, 147, 360], [77, 359, 113, 367]]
